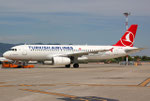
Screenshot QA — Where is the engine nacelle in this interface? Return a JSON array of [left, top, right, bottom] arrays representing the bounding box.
[[52, 57, 71, 65]]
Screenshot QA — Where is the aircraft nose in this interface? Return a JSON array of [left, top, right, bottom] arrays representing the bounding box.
[[3, 52, 9, 58]]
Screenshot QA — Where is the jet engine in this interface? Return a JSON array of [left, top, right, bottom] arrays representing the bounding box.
[[52, 57, 71, 65]]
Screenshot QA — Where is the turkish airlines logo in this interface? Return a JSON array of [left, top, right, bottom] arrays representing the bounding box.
[[79, 48, 81, 50], [120, 31, 134, 47]]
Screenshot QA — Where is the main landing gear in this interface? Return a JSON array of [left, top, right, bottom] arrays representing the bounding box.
[[65, 63, 79, 68], [73, 63, 79, 68], [65, 64, 71, 68], [65, 56, 79, 68]]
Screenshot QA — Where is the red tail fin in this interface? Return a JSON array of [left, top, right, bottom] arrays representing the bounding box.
[[113, 24, 138, 47]]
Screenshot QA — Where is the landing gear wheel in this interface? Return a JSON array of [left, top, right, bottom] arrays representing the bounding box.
[[65, 64, 71, 68], [73, 63, 79, 68]]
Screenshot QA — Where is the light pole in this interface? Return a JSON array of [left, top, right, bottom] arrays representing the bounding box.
[[124, 12, 130, 30], [123, 12, 131, 65]]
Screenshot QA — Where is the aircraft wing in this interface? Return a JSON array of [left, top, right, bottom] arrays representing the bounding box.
[[56, 49, 111, 57]]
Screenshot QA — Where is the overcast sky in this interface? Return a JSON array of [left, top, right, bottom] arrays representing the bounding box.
[[0, 0, 150, 55]]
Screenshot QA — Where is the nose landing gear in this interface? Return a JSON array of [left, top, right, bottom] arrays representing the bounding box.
[[65, 64, 71, 68]]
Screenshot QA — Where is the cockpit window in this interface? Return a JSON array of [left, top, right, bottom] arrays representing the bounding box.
[[9, 48, 17, 51]]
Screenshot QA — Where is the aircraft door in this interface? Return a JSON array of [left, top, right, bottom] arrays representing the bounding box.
[[22, 50, 27, 55], [22, 49, 27, 55]]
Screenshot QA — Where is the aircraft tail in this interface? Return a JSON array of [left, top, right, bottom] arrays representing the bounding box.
[[113, 24, 138, 47]]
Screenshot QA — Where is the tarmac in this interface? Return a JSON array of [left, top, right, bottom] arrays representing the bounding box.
[[0, 63, 150, 101]]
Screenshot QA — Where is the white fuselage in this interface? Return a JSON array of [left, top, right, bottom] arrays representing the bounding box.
[[3, 45, 138, 61]]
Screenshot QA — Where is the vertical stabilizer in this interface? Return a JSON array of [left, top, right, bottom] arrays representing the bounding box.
[[113, 24, 138, 47]]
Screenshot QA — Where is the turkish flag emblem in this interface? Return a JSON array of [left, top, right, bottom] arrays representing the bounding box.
[[120, 31, 134, 47]]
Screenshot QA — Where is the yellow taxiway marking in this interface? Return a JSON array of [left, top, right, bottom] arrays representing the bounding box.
[[0, 82, 6, 84], [19, 84, 56, 87], [0, 83, 147, 88], [20, 89, 107, 101], [67, 84, 81, 86], [1, 77, 150, 88], [0, 84, 56, 87], [0, 85, 15, 87], [38, 84, 56, 86], [20, 89, 77, 98], [65, 83, 139, 87], [20, 89, 79, 99], [139, 78, 150, 87], [19, 84, 35, 87], [83, 84, 139, 87]]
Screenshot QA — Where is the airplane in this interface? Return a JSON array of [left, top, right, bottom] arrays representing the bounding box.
[[3, 24, 143, 68], [0, 57, 12, 62]]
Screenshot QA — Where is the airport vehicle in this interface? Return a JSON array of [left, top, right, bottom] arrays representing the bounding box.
[[3, 25, 143, 68], [2, 61, 34, 68]]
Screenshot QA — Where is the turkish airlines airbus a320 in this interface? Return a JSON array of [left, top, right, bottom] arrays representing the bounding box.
[[3, 24, 143, 68]]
